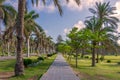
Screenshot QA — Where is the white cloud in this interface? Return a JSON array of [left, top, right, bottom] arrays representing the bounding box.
[[114, 1, 120, 19], [64, 28, 71, 34], [64, 20, 85, 35], [74, 21, 85, 30], [46, 3, 56, 13], [63, 0, 103, 11]]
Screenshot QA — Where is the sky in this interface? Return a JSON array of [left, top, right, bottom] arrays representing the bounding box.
[[5, 0, 120, 43]]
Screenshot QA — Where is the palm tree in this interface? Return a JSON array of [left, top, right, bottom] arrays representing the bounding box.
[[24, 10, 42, 57], [14, 0, 26, 76], [0, 0, 16, 32], [89, 2, 119, 31], [85, 2, 119, 67], [0, 0, 16, 56], [85, 16, 101, 66], [15, 0, 80, 76], [93, 2, 119, 63]]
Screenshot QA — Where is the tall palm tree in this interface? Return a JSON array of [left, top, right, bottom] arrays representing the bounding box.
[[89, 2, 119, 30], [0, 0, 16, 56], [14, 0, 26, 76], [15, 0, 80, 76], [24, 10, 42, 57]]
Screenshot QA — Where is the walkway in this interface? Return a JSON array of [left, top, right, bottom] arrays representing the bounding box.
[[0, 56, 15, 61], [40, 54, 80, 80]]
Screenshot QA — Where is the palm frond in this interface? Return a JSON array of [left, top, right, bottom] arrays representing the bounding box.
[[74, 0, 80, 5], [53, 0, 63, 16]]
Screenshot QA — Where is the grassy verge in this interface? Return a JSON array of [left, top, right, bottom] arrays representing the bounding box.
[[0, 55, 56, 80], [65, 55, 120, 80]]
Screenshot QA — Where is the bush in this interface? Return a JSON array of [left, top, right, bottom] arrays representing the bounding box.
[[100, 56, 104, 61], [90, 57, 92, 59], [107, 60, 111, 63], [72, 54, 81, 57], [52, 53, 56, 55], [32, 59, 38, 63], [117, 62, 120, 65], [72, 54, 77, 57], [37, 56, 44, 61], [47, 54, 53, 57], [24, 59, 32, 67], [84, 56, 89, 59]]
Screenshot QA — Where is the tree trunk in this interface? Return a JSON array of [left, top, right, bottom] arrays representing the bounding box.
[[7, 42, 10, 56], [92, 41, 96, 67], [81, 48, 84, 58], [15, 0, 26, 76], [75, 50, 78, 68], [96, 48, 99, 63], [27, 37, 30, 57]]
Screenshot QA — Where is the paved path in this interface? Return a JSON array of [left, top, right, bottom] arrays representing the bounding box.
[[40, 54, 80, 80], [0, 56, 15, 61]]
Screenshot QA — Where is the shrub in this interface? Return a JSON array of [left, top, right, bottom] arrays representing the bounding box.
[[24, 59, 32, 67], [90, 57, 92, 59], [47, 54, 53, 57], [37, 57, 44, 61], [84, 56, 89, 59], [107, 60, 111, 63], [117, 62, 120, 65], [72, 54, 76, 57], [32, 59, 38, 63], [100, 56, 104, 61], [52, 53, 56, 55]]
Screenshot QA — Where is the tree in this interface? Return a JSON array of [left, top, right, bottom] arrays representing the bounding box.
[[57, 35, 63, 43], [67, 27, 81, 68], [85, 2, 119, 66], [0, 0, 16, 56], [24, 10, 42, 57], [15, 0, 80, 76]]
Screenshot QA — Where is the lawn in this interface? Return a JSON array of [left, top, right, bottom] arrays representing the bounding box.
[[0, 55, 56, 80], [66, 55, 120, 80]]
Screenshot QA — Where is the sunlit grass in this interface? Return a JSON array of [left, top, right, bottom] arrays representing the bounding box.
[[66, 55, 120, 80], [0, 59, 15, 72]]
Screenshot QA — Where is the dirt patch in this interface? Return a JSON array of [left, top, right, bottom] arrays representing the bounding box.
[[0, 72, 14, 80]]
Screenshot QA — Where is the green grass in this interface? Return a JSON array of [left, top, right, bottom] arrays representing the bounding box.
[[0, 55, 56, 80], [66, 55, 120, 80], [0, 59, 15, 72]]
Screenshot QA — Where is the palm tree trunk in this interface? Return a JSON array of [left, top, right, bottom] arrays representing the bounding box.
[[15, 0, 26, 76]]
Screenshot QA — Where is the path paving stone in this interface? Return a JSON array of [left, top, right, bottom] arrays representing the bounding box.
[[40, 54, 80, 80]]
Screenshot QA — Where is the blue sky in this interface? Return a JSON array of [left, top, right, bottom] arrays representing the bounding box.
[[5, 0, 120, 43]]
